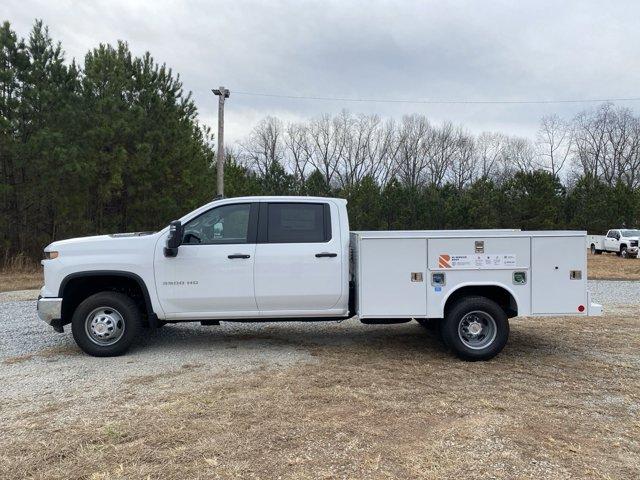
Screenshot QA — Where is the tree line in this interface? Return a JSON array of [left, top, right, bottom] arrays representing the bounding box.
[[2, 20, 639, 260]]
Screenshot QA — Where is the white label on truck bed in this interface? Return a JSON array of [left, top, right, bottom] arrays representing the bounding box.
[[438, 254, 517, 269]]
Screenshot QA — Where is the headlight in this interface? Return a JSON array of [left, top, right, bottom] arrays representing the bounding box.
[[44, 251, 59, 260]]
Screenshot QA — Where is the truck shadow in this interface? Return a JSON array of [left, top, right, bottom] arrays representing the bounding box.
[[133, 319, 559, 361]]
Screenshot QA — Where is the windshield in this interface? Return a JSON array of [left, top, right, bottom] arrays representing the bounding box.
[[621, 230, 640, 237]]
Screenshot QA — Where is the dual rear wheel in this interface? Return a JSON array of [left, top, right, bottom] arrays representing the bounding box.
[[417, 296, 510, 361]]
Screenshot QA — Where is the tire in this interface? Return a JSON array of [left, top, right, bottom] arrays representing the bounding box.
[[441, 296, 509, 361], [621, 246, 628, 258], [71, 292, 142, 357], [590, 244, 596, 255]]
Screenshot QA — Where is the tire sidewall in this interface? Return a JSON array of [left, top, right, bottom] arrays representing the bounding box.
[[442, 296, 509, 361], [71, 292, 141, 357]]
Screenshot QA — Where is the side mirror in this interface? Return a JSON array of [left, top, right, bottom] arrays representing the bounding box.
[[164, 220, 183, 257]]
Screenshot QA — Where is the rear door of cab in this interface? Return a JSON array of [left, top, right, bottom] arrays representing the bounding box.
[[253, 201, 344, 316]]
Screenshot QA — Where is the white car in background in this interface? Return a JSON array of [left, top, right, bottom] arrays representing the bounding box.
[[588, 229, 640, 258]]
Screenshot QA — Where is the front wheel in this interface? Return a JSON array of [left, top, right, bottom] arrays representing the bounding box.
[[71, 292, 142, 356], [441, 296, 509, 361], [621, 246, 628, 258]]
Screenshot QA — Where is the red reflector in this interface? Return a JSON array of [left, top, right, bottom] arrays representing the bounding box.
[[578, 305, 585, 312]]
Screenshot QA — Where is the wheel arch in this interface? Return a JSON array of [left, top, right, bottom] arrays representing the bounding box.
[[442, 283, 519, 319], [59, 270, 155, 324]]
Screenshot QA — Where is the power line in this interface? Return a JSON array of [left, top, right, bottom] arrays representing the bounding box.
[[233, 91, 640, 106]]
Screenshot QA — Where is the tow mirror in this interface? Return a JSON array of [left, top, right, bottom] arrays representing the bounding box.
[[164, 220, 183, 257]]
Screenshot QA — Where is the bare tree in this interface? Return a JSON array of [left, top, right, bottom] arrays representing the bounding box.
[[448, 129, 477, 189], [475, 132, 506, 180], [239, 116, 284, 176], [307, 113, 346, 185], [501, 136, 536, 175], [366, 118, 401, 186], [395, 114, 434, 188], [426, 121, 457, 186], [284, 122, 312, 182], [606, 107, 640, 187], [536, 114, 573, 176], [573, 104, 611, 182]]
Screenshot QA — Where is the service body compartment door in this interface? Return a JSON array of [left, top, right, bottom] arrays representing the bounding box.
[[358, 238, 427, 318], [531, 236, 586, 314], [427, 236, 531, 318]]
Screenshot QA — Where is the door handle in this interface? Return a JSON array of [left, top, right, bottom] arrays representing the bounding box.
[[228, 254, 250, 259], [315, 252, 337, 258]]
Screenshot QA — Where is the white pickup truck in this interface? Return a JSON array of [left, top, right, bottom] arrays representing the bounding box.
[[588, 229, 640, 257], [38, 196, 602, 361]]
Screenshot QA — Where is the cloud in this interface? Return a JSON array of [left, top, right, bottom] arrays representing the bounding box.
[[6, 0, 640, 143]]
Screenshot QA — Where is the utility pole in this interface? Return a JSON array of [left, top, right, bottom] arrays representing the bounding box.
[[212, 86, 230, 197]]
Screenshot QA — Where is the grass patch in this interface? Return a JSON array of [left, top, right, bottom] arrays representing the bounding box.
[[588, 252, 640, 280], [0, 252, 42, 292]]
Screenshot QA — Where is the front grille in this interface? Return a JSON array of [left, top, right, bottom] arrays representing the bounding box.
[[631, 240, 638, 247]]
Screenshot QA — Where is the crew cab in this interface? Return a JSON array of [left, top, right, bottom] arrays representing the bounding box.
[[588, 229, 640, 257], [38, 196, 602, 361]]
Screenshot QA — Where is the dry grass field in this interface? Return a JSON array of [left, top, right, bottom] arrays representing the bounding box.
[[0, 253, 42, 292], [1, 306, 639, 479], [0, 270, 43, 292], [587, 252, 640, 280]]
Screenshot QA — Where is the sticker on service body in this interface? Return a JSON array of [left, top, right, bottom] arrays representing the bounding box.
[[439, 254, 517, 269], [434, 286, 442, 292]]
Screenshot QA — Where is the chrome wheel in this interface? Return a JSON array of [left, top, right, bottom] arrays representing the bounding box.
[[457, 310, 497, 350], [85, 307, 126, 346]]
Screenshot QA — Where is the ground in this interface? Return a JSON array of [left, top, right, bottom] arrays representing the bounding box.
[[1, 255, 639, 479], [1, 278, 639, 479]]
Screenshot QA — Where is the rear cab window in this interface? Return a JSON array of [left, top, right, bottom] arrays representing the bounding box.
[[261, 202, 332, 243]]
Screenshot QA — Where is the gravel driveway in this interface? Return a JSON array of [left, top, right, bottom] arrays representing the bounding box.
[[0, 279, 634, 402], [1, 279, 638, 479]]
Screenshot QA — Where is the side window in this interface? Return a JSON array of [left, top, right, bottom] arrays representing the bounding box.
[[182, 203, 251, 245], [267, 203, 330, 243], [607, 231, 614, 238]]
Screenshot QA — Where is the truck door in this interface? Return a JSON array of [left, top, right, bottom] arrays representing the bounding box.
[[253, 202, 343, 315], [604, 230, 618, 252], [154, 202, 259, 318]]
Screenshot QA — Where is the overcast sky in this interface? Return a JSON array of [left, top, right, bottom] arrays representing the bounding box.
[[5, 0, 640, 144]]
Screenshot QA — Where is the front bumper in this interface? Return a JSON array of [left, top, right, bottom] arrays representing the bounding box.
[[37, 296, 62, 325]]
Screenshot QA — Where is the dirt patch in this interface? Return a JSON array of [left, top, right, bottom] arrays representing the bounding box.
[[2, 346, 79, 365], [588, 252, 640, 280], [0, 313, 638, 479]]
